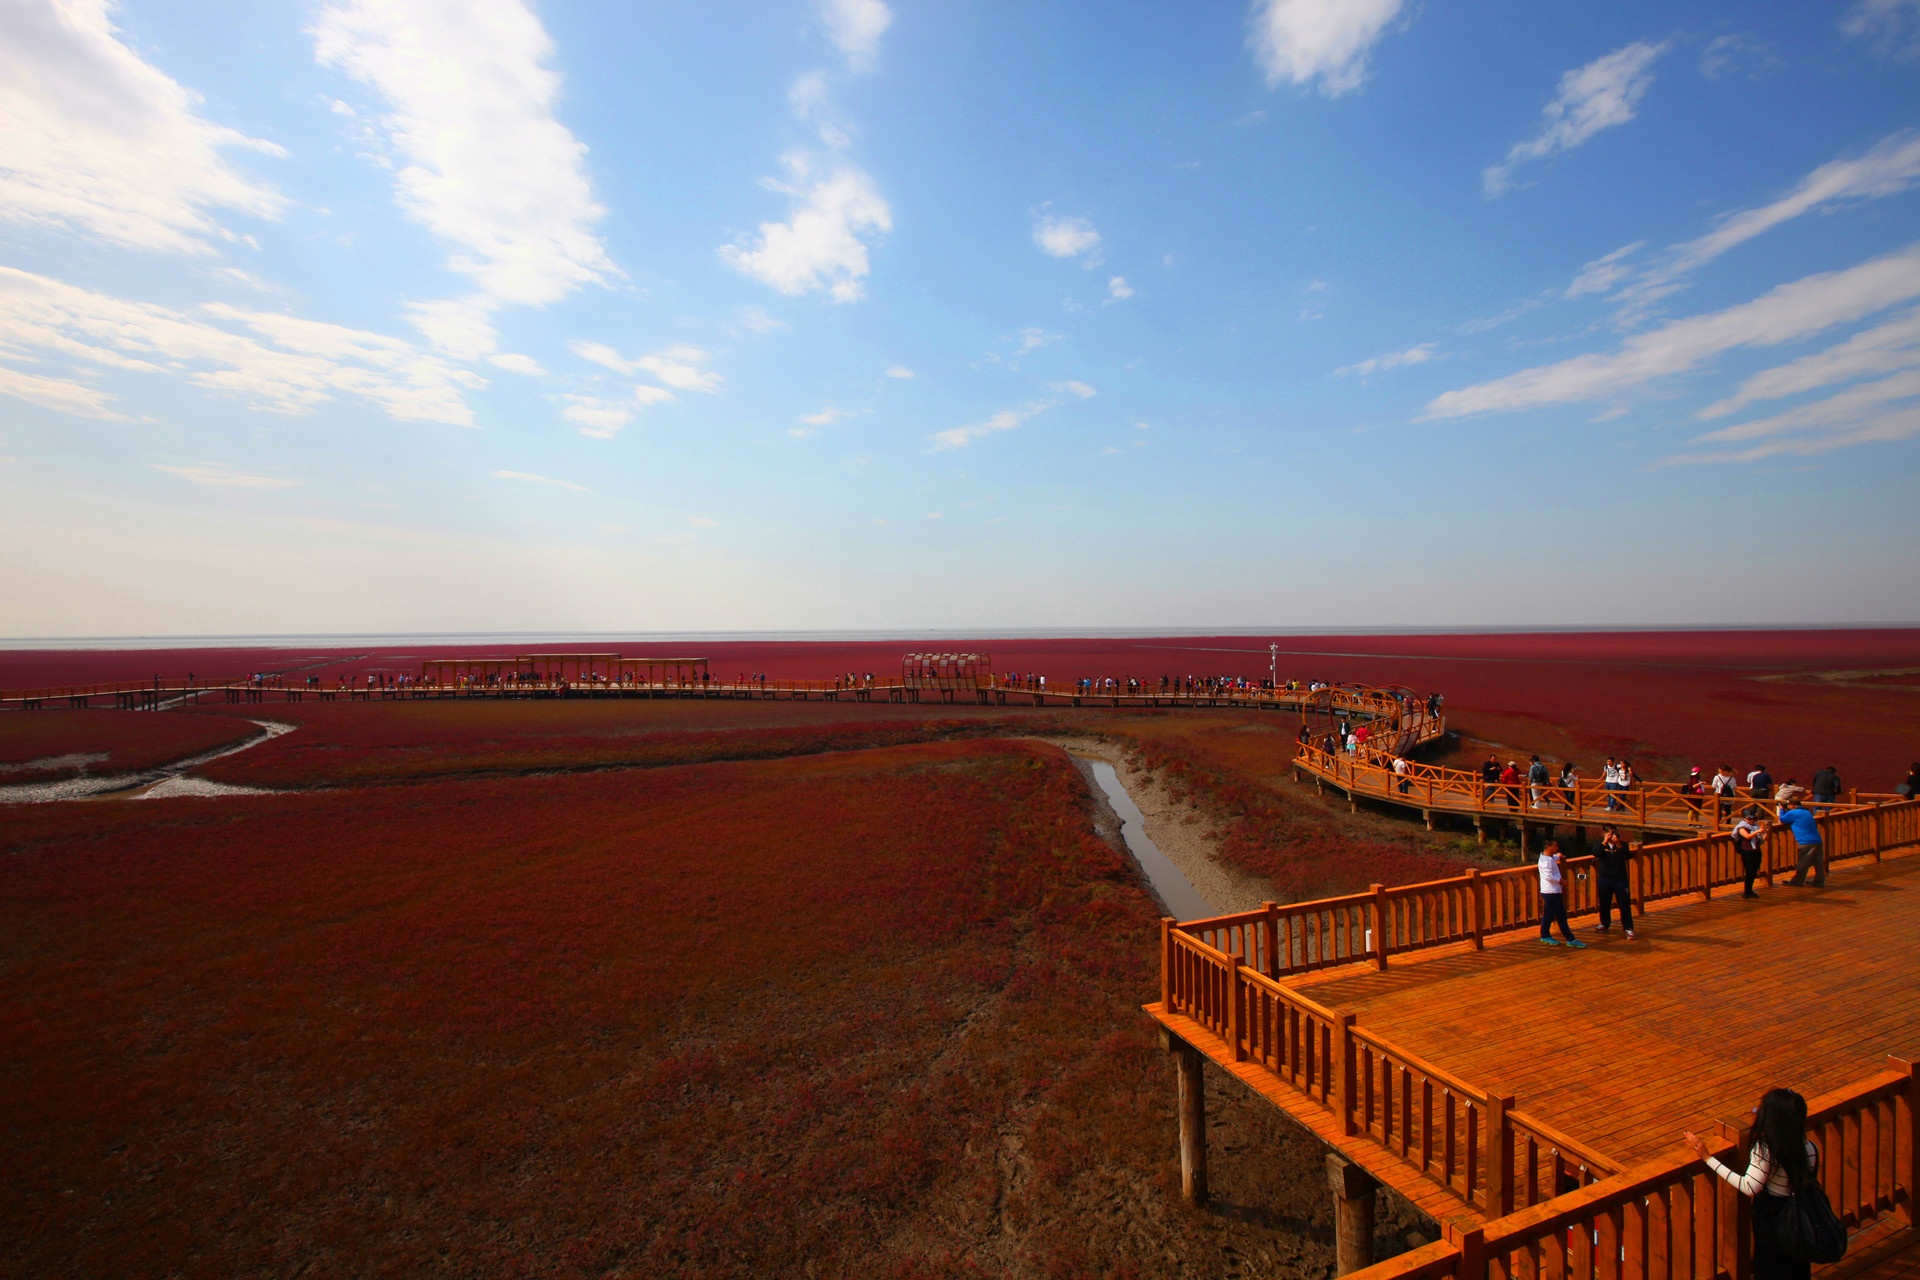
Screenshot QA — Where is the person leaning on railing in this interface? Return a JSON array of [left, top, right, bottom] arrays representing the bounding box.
[[1683, 1088, 1822, 1280], [1777, 798, 1826, 888], [1732, 806, 1772, 898]]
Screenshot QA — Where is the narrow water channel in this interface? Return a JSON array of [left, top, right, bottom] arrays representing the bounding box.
[[1077, 756, 1219, 922]]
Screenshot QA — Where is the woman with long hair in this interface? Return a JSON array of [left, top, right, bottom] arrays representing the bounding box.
[[1683, 1088, 1819, 1280]]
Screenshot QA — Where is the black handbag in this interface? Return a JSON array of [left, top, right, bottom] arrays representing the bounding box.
[[1774, 1177, 1847, 1264]]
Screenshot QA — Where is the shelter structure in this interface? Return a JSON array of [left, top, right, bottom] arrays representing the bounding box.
[[902, 652, 991, 691], [417, 654, 710, 687]]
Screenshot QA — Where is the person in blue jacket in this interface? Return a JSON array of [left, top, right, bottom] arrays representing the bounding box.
[[1776, 798, 1825, 887]]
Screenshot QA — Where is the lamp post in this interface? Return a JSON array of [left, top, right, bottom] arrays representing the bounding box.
[[1269, 643, 1278, 688]]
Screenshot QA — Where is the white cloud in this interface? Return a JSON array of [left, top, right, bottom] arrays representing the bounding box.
[[406, 297, 498, 361], [487, 352, 545, 375], [1421, 243, 1920, 420], [0, 0, 286, 254], [155, 464, 299, 489], [1484, 42, 1666, 198], [688, 516, 719, 527], [563, 385, 669, 439], [569, 340, 718, 392], [928, 399, 1053, 450], [1106, 276, 1135, 302], [1698, 34, 1781, 80], [1032, 210, 1102, 262], [1018, 328, 1063, 355], [0, 265, 481, 425], [495, 469, 588, 492], [312, 0, 615, 322], [1050, 380, 1097, 398], [884, 364, 915, 379], [1565, 242, 1645, 298], [1841, 0, 1920, 60], [1234, 110, 1269, 126], [0, 363, 122, 419], [819, 0, 892, 73], [739, 305, 787, 334], [788, 427, 815, 437], [1700, 307, 1920, 419], [1664, 377, 1920, 465], [801, 407, 847, 425], [722, 152, 891, 302], [1247, 0, 1409, 97], [1135, 421, 1150, 430], [1336, 343, 1436, 379]]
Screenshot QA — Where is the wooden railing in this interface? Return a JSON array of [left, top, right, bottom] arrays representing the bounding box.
[[1297, 744, 1900, 835], [1344, 1058, 1918, 1280], [1179, 798, 1920, 983]]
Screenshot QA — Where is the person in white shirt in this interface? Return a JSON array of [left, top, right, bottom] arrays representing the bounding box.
[[1683, 1088, 1820, 1280], [1536, 841, 1586, 947]]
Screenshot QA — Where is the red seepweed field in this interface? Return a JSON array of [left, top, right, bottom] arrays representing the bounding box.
[[4, 628, 1917, 1277]]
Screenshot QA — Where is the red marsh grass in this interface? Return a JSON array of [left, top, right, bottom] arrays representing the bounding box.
[[0, 710, 259, 785]]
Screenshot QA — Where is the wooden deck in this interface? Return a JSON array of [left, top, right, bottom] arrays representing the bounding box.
[[1290, 849, 1920, 1170]]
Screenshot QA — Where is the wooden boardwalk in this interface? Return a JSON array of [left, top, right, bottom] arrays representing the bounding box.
[[1291, 850, 1920, 1170]]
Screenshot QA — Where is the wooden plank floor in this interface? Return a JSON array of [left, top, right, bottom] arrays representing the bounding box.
[[1291, 851, 1920, 1167]]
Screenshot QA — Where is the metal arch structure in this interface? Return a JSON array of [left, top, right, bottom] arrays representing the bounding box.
[[901, 651, 992, 692]]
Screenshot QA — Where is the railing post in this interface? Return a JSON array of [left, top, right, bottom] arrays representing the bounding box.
[[1895, 1055, 1918, 1227], [1698, 842, 1711, 902], [1226, 953, 1244, 1062], [1716, 1117, 1754, 1280], [1263, 900, 1280, 978], [1468, 867, 1485, 951], [1336, 1011, 1358, 1137], [1484, 1092, 1516, 1217], [1456, 1225, 1486, 1280], [1873, 807, 1884, 862], [1371, 884, 1389, 971], [1160, 917, 1174, 1011]]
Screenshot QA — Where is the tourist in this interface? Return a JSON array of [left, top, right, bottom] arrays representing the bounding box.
[[1682, 767, 1706, 822], [1499, 760, 1523, 810], [1748, 764, 1774, 799], [1733, 806, 1771, 898], [1810, 765, 1842, 808], [1527, 755, 1550, 809], [1559, 760, 1578, 811], [1777, 797, 1826, 887], [1902, 763, 1920, 798], [1713, 764, 1739, 821], [1537, 840, 1585, 948], [1682, 1088, 1820, 1280], [1592, 826, 1636, 939], [1481, 755, 1501, 806], [1602, 757, 1627, 812], [1394, 755, 1411, 794]]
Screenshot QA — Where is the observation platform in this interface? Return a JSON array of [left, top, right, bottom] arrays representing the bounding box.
[[1148, 799, 1920, 1280]]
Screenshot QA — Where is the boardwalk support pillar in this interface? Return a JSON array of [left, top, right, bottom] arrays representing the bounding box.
[[1327, 1154, 1379, 1276], [1174, 1034, 1208, 1205]]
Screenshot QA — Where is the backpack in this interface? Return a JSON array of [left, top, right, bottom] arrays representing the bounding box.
[[1774, 1176, 1847, 1264]]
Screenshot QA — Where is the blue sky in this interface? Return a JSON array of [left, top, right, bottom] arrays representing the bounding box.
[[2, 0, 1917, 637]]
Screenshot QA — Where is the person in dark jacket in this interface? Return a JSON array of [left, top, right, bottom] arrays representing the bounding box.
[[1903, 763, 1920, 798], [1481, 755, 1500, 805], [1592, 825, 1637, 939], [1810, 766, 1842, 807]]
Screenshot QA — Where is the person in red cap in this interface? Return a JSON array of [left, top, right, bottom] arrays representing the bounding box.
[[1682, 766, 1706, 823]]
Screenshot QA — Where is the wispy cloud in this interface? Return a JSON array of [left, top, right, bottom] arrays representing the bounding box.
[[1841, 0, 1920, 61], [0, 265, 483, 425], [1484, 42, 1667, 198], [801, 407, 848, 425], [884, 365, 915, 379], [313, 0, 616, 356], [819, 0, 892, 73], [928, 399, 1053, 450], [687, 516, 719, 527], [570, 340, 720, 392], [1698, 33, 1781, 80], [1336, 343, 1437, 380], [494, 469, 588, 492], [487, 353, 545, 375], [1421, 243, 1920, 421], [0, 0, 286, 254], [154, 464, 298, 489], [1247, 0, 1411, 97], [1050, 380, 1097, 398], [561, 385, 672, 439], [1699, 307, 1920, 419], [1105, 276, 1134, 303]]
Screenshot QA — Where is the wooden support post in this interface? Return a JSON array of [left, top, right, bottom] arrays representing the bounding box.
[[1423, 808, 1435, 831], [1873, 807, 1884, 862], [1175, 1036, 1208, 1205], [1262, 901, 1280, 979], [1468, 867, 1485, 951], [1716, 1117, 1753, 1280], [1484, 1092, 1517, 1217], [1328, 1154, 1380, 1276], [1336, 1011, 1358, 1137], [1455, 1225, 1486, 1280], [1699, 842, 1712, 902], [1475, 817, 1486, 845], [1894, 1055, 1918, 1227], [1518, 822, 1530, 858], [1371, 884, 1388, 971]]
